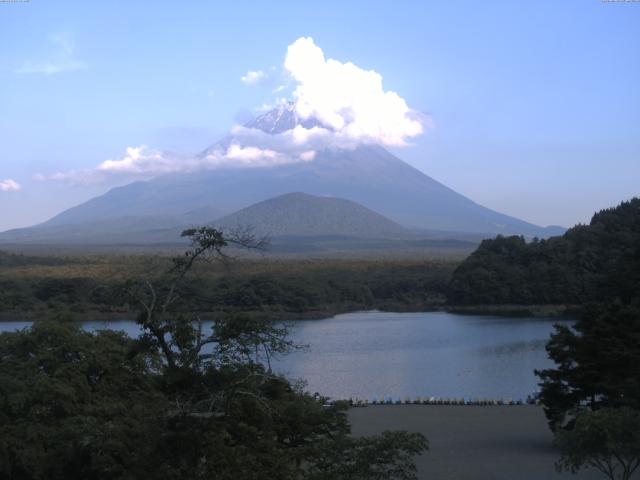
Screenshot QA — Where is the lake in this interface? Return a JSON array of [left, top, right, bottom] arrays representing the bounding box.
[[0, 311, 570, 400]]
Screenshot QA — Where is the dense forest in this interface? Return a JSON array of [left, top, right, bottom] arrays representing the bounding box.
[[447, 198, 640, 306], [0, 255, 454, 320]]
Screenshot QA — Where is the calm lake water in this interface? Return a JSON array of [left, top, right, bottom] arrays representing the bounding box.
[[0, 311, 570, 400]]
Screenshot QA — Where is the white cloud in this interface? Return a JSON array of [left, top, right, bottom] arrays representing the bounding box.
[[97, 146, 172, 174], [283, 37, 423, 146], [38, 37, 427, 184], [0, 179, 21, 192], [230, 120, 360, 153], [201, 143, 302, 169], [38, 142, 314, 185], [225, 144, 277, 162], [222, 37, 426, 164], [299, 150, 316, 161], [241, 70, 266, 86], [36, 146, 180, 185], [17, 33, 88, 75]]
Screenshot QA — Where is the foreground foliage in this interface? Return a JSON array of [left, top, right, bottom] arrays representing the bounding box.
[[555, 408, 640, 480], [534, 277, 640, 478], [0, 227, 427, 480], [536, 302, 640, 431], [0, 321, 164, 479]]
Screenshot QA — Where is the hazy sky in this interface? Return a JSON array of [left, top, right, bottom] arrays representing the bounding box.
[[1, 0, 639, 231]]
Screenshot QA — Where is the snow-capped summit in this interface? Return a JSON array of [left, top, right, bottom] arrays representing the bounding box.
[[244, 102, 323, 134]]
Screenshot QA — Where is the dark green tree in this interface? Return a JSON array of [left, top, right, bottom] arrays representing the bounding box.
[[555, 407, 640, 480], [0, 227, 428, 480], [302, 430, 427, 480], [536, 302, 640, 431], [448, 198, 640, 306], [0, 320, 165, 480]]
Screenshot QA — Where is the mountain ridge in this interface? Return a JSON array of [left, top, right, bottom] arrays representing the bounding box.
[[0, 104, 566, 244]]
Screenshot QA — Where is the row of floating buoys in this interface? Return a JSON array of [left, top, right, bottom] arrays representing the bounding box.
[[339, 396, 540, 407]]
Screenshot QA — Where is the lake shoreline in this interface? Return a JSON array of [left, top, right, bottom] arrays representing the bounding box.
[[447, 304, 581, 318], [0, 303, 578, 322], [1, 311, 567, 400], [0, 303, 442, 322]]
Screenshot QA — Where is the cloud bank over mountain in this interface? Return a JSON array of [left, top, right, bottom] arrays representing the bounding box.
[[284, 37, 423, 147], [38, 37, 426, 185], [36, 143, 312, 185]]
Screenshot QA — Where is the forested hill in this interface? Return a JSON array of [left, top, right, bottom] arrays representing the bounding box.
[[215, 192, 408, 239], [447, 198, 640, 306]]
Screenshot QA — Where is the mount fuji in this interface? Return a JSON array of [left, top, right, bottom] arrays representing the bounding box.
[[0, 103, 564, 245]]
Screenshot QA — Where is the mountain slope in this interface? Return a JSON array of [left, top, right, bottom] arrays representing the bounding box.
[[0, 216, 186, 245], [215, 192, 408, 238], [0, 104, 565, 244], [32, 144, 561, 236]]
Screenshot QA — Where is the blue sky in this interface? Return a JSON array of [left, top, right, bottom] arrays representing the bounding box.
[[0, 0, 638, 231]]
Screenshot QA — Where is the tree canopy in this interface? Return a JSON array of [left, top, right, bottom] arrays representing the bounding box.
[[448, 198, 640, 306], [0, 227, 427, 480], [555, 407, 640, 480], [536, 301, 640, 431]]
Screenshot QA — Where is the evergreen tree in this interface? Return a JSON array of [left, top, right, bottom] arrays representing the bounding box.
[[448, 198, 640, 306], [536, 301, 640, 431]]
